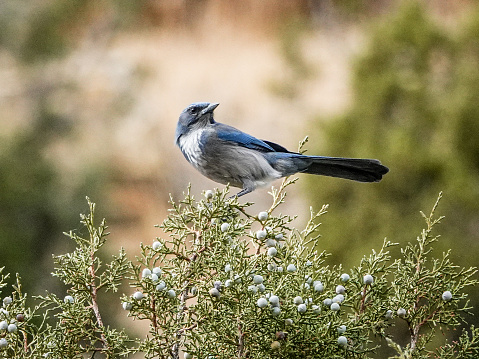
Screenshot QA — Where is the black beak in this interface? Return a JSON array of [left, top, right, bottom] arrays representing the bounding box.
[[200, 103, 219, 116]]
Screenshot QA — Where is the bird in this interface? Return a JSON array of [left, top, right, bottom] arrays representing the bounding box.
[[175, 102, 389, 197]]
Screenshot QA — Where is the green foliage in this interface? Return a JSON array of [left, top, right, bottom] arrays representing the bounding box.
[[0, 109, 105, 294], [0, 185, 477, 358], [0, 120, 65, 293], [305, 2, 479, 298], [268, 16, 313, 99], [1, 0, 149, 63]]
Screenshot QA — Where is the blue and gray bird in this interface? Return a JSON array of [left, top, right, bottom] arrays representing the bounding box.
[[175, 102, 389, 197]]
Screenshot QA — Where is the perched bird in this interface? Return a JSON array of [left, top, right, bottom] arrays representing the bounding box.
[[175, 102, 389, 197]]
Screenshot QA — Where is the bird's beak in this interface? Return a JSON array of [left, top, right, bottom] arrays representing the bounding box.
[[201, 103, 219, 116]]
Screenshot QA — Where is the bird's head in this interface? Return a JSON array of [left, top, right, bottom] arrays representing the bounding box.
[[175, 102, 219, 144]]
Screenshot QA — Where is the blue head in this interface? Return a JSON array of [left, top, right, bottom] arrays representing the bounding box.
[[175, 102, 219, 145]]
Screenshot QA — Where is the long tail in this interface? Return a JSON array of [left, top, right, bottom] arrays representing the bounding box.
[[302, 156, 389, 182]]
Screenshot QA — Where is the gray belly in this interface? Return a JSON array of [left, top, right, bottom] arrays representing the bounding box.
[[200, 144, 281, 188]]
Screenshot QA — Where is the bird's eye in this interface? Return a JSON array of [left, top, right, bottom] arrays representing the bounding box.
[[189, 107, 198, 115]]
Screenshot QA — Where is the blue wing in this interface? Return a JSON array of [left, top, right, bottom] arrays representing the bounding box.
[[213, 123, 277, 152]]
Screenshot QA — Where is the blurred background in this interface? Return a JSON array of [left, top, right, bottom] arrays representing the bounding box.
[[1, 0, 478, 355]]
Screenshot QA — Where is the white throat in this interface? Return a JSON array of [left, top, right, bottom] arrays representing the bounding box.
[[178, 129, 205, 168]]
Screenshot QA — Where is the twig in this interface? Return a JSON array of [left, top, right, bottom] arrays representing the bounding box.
[[237, 320, 245, 358], [171, 231, 205, 359], [178, 322, 198, 334], [21, 328, 28, 353], [89, 248, 109, 351], [359, 284, 368, 314]]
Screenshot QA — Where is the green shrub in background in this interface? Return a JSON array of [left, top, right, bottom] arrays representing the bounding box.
[[0, 112, 106, 294], [306, 2, 479, 294], [0, 182, 477, 358]]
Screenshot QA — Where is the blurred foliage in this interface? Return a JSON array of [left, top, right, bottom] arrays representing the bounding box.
[[267, 16, 314, 99], [306, 0, 479, 319], [0, 0, 149, 294], [0, 105, 106, 293], [0, 0, 147, 63]]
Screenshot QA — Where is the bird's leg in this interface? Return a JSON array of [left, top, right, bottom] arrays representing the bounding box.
[[230, 186, 254, 199]]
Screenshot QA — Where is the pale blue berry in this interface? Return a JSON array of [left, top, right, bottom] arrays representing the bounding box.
[[305, 260, 312, 267], [340, 273, 350, 282], [285, 318, 293, 326], [7, 323, 17, 333], [293, 296, 303, 305], [221, 223, 230, 232], [225, 279, 233, 288], [287, 264, 297, 272], [297, 303, 307, 313], [302, 283, 310, 290], [64, 295, 74, 304], [257, 284, 266, 292], [156, 281, 166, 291], [271, 306, 281, 316], [337, 325, 346, 334], [267, 263, 277, 271], [184, 352, 193, 359], [338, 335, 347, 347], [152, 241, 162, 250], [253, 275, 263, 284], [397, 308, 406, 318], [332, 294, 344, 303], [0, 338, 7, 348], [442, 291, 452, 301], [150, 273, 159, 282], [258, 211, 268, 221], [256, 229, 267, 240], [214, 281, 222, 290], [205, 190, 214, 200], [323, 298, 332, 307], [269, 295, 280, 307], [312, 305, 321, 314], [0, 320, 7, 330], [257, 298, 268, 308], [132, 291, 144, 300], [248, 285, 258, 294], [336, 285, 346, 294], [122, 302, 132, 311], [265, 238, 277, 247], [224, 264, 232, 272], [385, 310, 393, 319], [331, 303, 340, 311], [277, 266, 283, 272], [209, 288, 220, 298], [267, 247, 277, 257], [152, 267, 162, 275], [142, 268, 152, 278], [3, 297, 12, 306], [305, 275, 313, 284], [314, 282, 324, 292], [363, 274, 374, 285]]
